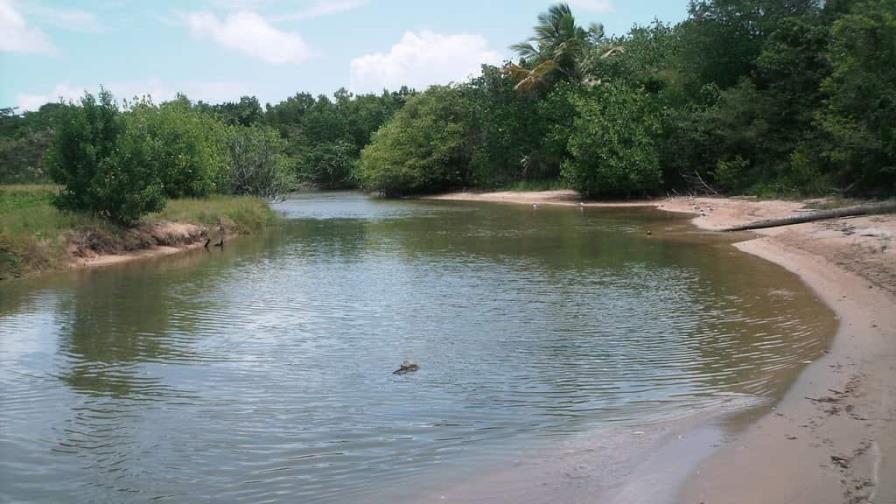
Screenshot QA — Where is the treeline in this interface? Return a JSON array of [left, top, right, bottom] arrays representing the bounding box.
[[358, 0, 896, 198], [0, 87, 409, 223], [2, 0, 894, 214]]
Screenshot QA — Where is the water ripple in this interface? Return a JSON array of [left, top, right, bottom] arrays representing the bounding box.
[[0, 194, 835, 503]]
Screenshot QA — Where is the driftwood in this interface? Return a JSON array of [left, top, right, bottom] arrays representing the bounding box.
[[723, 201, 896, 232]]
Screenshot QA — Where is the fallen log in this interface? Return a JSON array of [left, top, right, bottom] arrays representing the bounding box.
[[722, 201, 896, 232]]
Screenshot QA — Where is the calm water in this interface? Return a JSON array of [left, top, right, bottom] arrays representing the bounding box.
[[0, 193, 834, 503]]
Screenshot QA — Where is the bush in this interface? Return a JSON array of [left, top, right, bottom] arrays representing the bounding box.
[[295, 140, 356, 189], [712, 156, 751, 192], [357, 86, 473, 196], [127, 98, 230, 198], [48, 90, 166, 225], [561, 85, 662, 198], [819, 0, 896, 194], [226, 125, 292, 198]]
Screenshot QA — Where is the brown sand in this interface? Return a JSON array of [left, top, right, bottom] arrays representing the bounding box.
[[427, 191, 896, 503]]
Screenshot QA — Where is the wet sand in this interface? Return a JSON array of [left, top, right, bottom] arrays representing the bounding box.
[[428, 191, 896, 503]]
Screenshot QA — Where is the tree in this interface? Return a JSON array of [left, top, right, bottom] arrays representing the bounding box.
[[0, 104, 66, 183], [48, 90, 166, 224], [819, 0, 896, 193], [264, 89, 409, 188], [126, 97, 230, 198], [467, 65, 555, 186], [297, 141, 356, 189], [509, 3, 603, 91], [357, 86, 473, 196], [561, 85, 662, 197], [226, 125, 292, 198]]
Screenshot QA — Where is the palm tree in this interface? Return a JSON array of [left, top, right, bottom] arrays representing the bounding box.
[[508, 3, 604, 91]]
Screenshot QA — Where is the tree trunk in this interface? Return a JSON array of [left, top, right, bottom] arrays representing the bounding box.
[[722, 201, 896, 232]]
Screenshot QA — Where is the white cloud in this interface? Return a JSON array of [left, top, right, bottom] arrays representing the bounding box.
[[350, 30, 502, 93], [21, 3, 103, 33], [184, 10, 314, 64], [15, 79, 249, 111], [0, 0, 55, 54], [566, 0, 614, 13], [273, 0, 367, 22]]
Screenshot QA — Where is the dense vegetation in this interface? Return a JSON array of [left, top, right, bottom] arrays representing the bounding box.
[[356, 0, 896, 198], [1, 0, 894, 213]]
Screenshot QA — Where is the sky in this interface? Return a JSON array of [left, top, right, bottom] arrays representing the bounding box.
[[0, 0, 689, 111]]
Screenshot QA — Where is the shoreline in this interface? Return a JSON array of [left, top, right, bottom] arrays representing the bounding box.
[[0, 186, 274, 280], [427, 190, 896, 503], [66, 224, 240, 271]]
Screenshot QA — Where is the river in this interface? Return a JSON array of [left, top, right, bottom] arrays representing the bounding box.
[[0, 192, 835, 503]]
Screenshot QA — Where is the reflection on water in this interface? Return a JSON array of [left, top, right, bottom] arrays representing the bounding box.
[[0, 192, 835, 502]]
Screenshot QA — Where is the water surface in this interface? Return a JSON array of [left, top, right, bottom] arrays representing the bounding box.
[[0, 193, 835, 503]]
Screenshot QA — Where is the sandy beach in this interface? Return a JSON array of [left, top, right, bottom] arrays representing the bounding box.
[[427, 190, 896, 503]]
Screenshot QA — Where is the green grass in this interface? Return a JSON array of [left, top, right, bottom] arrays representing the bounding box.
[[155, 195, 277, 233], [0, 184, 276, 279]]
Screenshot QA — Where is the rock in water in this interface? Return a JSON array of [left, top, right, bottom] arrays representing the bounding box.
[[393, 360, 419, 375]]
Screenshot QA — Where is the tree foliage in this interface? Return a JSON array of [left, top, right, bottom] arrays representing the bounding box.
[[127, 97, 230, 198], [357, 86, 473, 196], [47, 90, 166, 224], [561, 85, 662, 197], [226, 125, 292, 198], [818, 0, 896, 193]]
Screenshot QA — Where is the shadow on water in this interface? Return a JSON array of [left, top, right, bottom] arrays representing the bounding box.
[[0, 192, 835, 503]]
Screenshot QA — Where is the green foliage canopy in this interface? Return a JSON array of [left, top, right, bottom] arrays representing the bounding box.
[[48, 90, 166, 224]]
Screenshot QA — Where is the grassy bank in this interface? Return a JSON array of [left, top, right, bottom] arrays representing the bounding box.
[[0, 185, 276, 279]]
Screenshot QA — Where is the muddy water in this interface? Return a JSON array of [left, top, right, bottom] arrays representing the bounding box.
[[0, 192, 835, 503]]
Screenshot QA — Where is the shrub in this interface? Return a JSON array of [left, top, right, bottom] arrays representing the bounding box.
[[356, 86, 473, 196], [127, 98, 230, 198], [561, 85, 662, 198], [295, 140, 356, 189], [47, 90, 166, 225], [226, 125, 292, 198]]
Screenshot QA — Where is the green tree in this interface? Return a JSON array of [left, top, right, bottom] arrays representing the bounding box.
[[561, 85, 662, 197], [297, 141, 356, 188], [48, 90, 165, 224], [263, 89, 409, 188], [819, 0, 896, 193], [0, 104, 66, 183], [226, 125, 292, 198], [127, 97, 230, 198], [509, 3, 603, 91], [467, 65, 555, 186], [357, 86, 473, 196]]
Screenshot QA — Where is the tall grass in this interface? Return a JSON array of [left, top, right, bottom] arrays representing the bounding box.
[[155, 195, 277, 233], [0, 185, 276, 279]]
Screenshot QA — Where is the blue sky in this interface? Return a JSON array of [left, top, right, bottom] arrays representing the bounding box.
[[1, 0, 688, 111]]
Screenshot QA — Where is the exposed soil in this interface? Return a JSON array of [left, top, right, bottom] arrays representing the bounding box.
[[66, 221, 232, 269]]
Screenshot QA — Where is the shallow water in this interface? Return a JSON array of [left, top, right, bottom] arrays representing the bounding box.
[[0, 192, 835, 503]]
